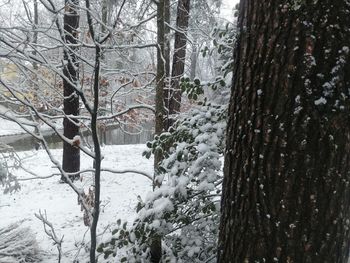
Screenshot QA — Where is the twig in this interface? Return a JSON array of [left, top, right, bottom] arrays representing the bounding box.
[[35, 210, 64, 263]]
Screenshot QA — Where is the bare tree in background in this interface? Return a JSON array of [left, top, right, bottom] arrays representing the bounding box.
[[152, 0, 193, 260], [165, 0, 191, 129]]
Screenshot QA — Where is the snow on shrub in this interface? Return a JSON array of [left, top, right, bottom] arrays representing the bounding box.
[[98, 103, 227, 262], [0, 143, 21, 193]]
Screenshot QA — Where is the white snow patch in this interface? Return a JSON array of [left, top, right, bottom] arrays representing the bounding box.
[[0, 144, 153, 262], [314, 97, 327, 105]]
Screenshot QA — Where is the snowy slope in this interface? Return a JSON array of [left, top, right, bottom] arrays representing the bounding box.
[[0, 144, 153, 262]]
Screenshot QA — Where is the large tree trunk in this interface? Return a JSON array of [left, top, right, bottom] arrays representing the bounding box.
[[166, 0, 190, 129], [218, 1, 350, 262], [62, 0, 80, 181]]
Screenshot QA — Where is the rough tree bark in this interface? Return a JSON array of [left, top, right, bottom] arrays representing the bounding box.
[[218, 1, 350, 262], [62, 0, 80, 181], [166, 0, 191, 129]]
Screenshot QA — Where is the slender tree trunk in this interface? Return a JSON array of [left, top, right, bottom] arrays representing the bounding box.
[[101, 0, 108, 33], [151, 0, 166, 261], [31, 0, 40, 143], [90, 45, 102, 263], [62, 0, 80, 181], [163, 0, 171, 129], [31, 0, 39, 102], [84, 1, 102, 261], [166, 0, 191, 129], [164, 0, 170, 83], [189, 38, 197, 81], [32, 0, 38, 72], [154, 0, 166, 184], [218, 1, 350, 262]]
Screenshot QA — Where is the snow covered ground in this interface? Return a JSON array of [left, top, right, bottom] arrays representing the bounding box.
[[0, 144, 153, 262]]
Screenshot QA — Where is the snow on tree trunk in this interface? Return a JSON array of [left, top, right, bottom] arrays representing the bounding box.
[[62, 0, 80, 181], [218, 1, 350, 262], [0, 222, 41, 262]]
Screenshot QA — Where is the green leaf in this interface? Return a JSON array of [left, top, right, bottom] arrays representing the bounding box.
[[177, 151, 182, 161], [158, 166, 166, 173], [97, 245, 104, 253], [135, 230, 141, 239], [160, 134, 167, 141], [144, 151, 151, 159], [104, 250, 113, 259]]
